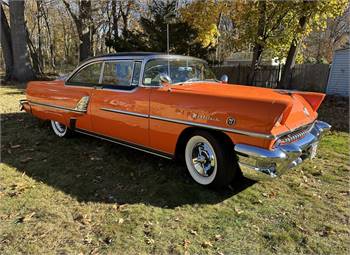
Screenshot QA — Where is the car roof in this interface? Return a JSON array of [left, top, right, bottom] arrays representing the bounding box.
[[83, 52, 205, 63]]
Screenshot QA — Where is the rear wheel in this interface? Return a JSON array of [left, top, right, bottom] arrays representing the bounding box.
[[184, 130, 237, 187], [50, 120, 73, 138]]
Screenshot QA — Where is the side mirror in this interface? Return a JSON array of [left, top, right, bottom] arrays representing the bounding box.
[[220, 74, 228, 83], [159, 73, 172, 84]]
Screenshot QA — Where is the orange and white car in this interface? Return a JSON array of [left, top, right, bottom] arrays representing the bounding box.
[[20, 52, 331, 187]]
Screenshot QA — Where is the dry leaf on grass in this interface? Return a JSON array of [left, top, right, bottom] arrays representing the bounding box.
[[145, 237, 154, 245], [234, 207, 244, 215], [189, 229, 198, 235], [10, 144, 21, 149], [214, 234, 222, 241], [117, 218, 124, 224], [20, 157, 33, 163], [15, 212, 36, 224], [201, 241, 213, 248], [183, 239, 191, 249]]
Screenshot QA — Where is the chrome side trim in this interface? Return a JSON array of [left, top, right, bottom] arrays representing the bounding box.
[[75, 128, 173, 159], [29, 100, 85, 113], [100, 108, 149, 118], [150, 115, 275, 139]]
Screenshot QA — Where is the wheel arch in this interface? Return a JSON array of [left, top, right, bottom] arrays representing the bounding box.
[[174, 126, 235, 161]]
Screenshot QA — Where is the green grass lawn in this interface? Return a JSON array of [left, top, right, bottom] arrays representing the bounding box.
[[1, 84, 349, 254]]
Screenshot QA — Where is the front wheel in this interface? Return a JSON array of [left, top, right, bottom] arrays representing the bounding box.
[[184, 130, 237, 187], [50, 120, 73, 138]]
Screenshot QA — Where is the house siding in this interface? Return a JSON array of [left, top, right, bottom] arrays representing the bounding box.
[[326, 48, 350, 97]]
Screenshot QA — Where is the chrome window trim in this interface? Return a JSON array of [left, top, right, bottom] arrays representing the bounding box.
[[66, 54, 207, 88], [98, 87, 139, 93], [100, 107, 149, 118], [65, 60, 104, 87], [99, 61, 105, 84]]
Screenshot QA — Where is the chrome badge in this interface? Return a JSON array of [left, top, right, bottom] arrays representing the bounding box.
[[303, 107, 310, 117], [226, 117, 235, 126], [191, 113, 219, 122]]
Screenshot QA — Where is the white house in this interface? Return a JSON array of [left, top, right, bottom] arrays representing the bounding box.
[[326, 48, 350, 97]]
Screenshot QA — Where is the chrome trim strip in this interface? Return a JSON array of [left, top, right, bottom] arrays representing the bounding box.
[[29, 100, 85, 113], [99, 87, 138, 93], [275, 121, 315, 140], [149, 115, 275, 139], [100, 107, 149, 118], [75, 128, 173, 159]]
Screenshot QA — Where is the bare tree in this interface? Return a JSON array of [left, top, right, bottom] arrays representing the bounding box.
[[0, 3, 13, 80], [62, 0, 93, 61], [9, 0, 35, 81]]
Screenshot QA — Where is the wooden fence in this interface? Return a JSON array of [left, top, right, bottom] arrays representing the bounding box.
[[211, 64, 330, 92]]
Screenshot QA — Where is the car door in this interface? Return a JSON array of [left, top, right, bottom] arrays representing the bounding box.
[[90, 60, 150, 147], [62, 61, 103, 131]]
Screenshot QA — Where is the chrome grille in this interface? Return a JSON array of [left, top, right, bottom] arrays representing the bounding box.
[[278, 123, 314, 145]]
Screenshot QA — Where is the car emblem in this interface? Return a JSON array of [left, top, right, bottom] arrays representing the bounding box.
[[227, 117, 235, 126], [303, 107, 310, 117]]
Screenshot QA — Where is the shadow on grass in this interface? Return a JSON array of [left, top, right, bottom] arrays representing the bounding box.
[[1, 112, 255, 208]]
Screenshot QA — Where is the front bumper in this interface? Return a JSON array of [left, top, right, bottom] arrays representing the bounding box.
[[234, 120, 331, 181]]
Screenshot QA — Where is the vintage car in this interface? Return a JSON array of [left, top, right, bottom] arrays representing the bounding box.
[[20, 52, 331, 187]]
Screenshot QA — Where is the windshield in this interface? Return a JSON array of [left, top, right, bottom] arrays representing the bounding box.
[[143, 58, 217, 85]]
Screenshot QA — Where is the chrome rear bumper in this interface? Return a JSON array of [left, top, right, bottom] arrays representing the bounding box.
[[234, 120, 331, 181]]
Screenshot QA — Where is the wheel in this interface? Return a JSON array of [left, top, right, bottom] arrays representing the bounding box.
[[184, 130, 237, 187], [50, 120, 73, 138]]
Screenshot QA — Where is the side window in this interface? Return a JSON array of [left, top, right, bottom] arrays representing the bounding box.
[[131, 62, 142, 86], [68, 62, 102, 85], [143, 59, 167, 86], [102, 61, 133, 88]]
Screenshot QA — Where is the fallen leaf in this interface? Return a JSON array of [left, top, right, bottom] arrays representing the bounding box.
[[117, 218, 124, 224], [183, 239, 191, 249], [145, 237, 154, 245], [214, 234, 222, 241], [20, 157, 33, 163], [189, 229, 198, 236], [103, 237, 112, 245], [15, 212, 36, 224], [201, 241, 213, 248], [234, 207, 244, 215], [10, 144, 21, 149]]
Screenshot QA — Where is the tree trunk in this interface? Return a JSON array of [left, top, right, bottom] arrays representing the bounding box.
[[248, 44, 263, 85], [248, 0, 266, 85], [9, 0, 35, 81], [78, 0, 92, 61], [62, 0, 92, 62], [0, 4, 13, 80], [278, 16, 308, 89]]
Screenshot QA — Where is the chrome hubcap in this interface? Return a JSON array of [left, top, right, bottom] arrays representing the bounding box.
[[191, 142, 216, 177]]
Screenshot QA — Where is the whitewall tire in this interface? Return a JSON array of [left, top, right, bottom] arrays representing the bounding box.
[[50, 120, 72, 138], [184, 130, 237, 187]]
